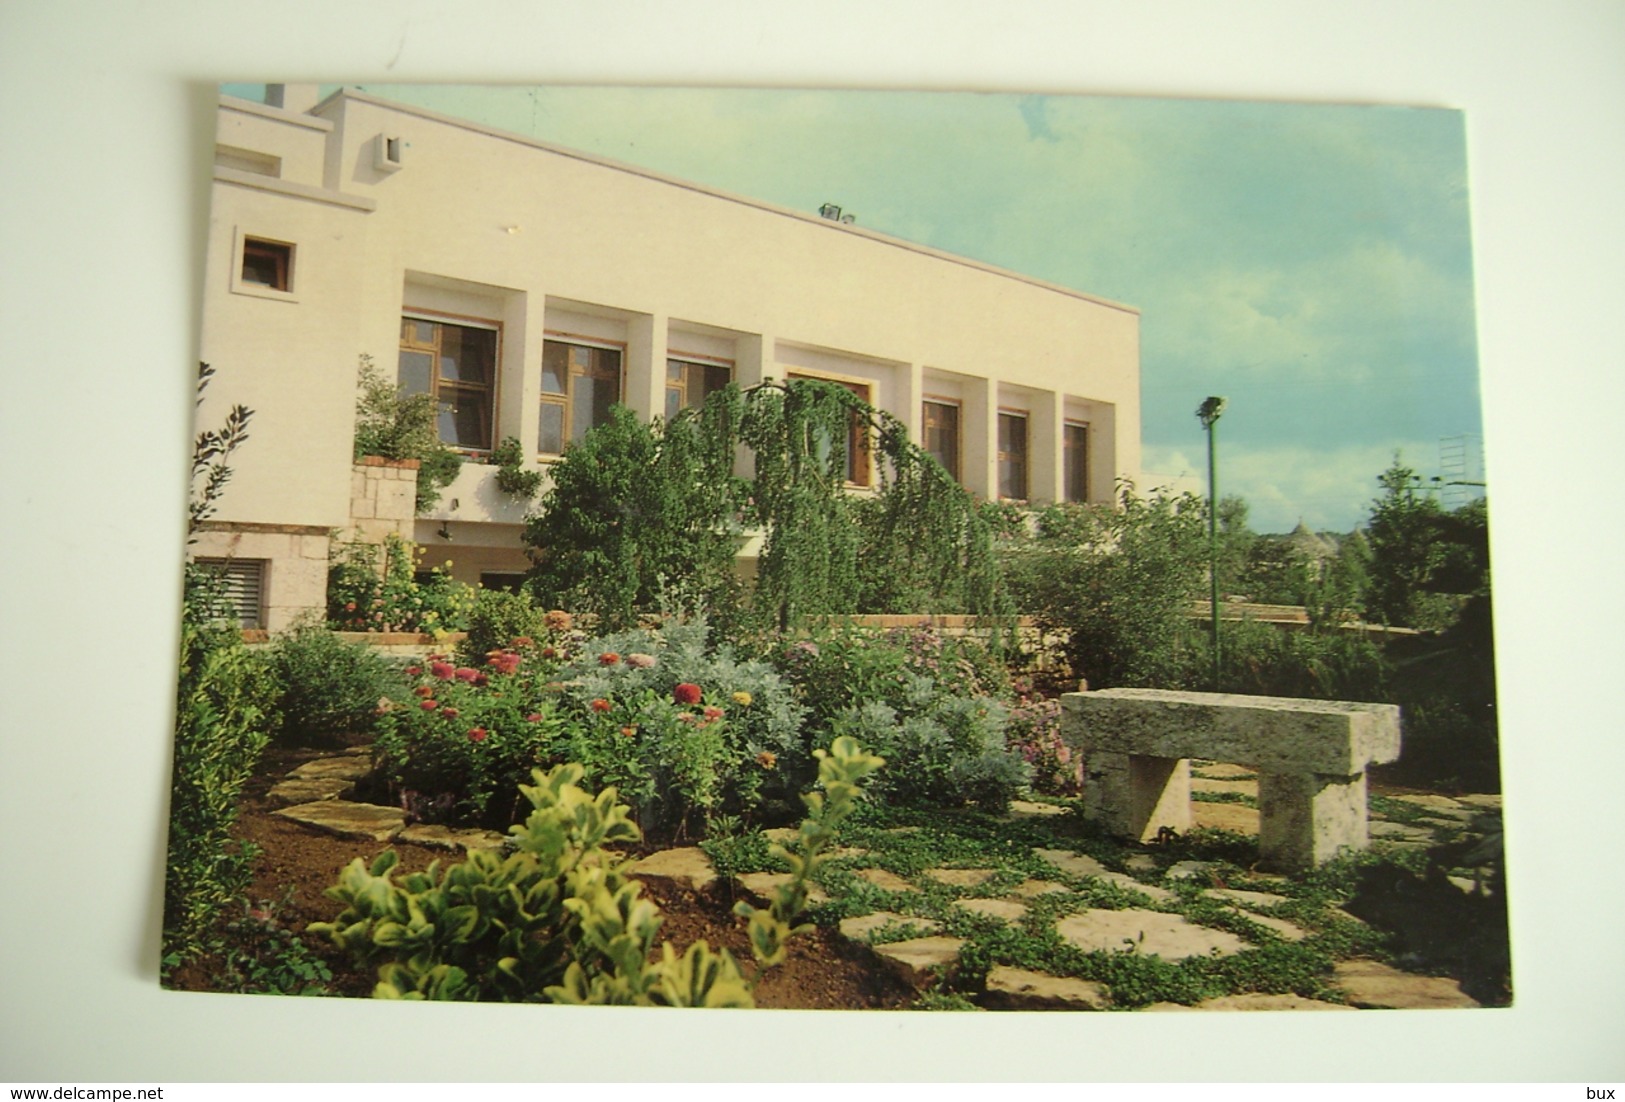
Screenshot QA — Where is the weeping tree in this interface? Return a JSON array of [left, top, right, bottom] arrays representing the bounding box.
[[523, 378, 1007, 634]]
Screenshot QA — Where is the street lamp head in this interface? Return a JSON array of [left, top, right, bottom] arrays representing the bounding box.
[[1197, 396, 1227, 427]]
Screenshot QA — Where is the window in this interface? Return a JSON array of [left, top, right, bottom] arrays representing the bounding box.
[[1064, 421, 1090, 503], [665, 356, 733, 419], [922, 399, 961, 481], [399, 315, 499, 451], [479, 572, 527, 593], [540, 338, 623, 455], [191, 558, 266, 629], [240, 238, 292, 291], [997, 411, 1029, 500], [789, 374, 872, 487]]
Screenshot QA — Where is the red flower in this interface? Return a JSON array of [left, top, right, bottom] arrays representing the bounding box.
[[413, 685, 435, 698], [441, 707, 459, 719], [620, 726, 637, 738], [467, 727, 488, 742], [525, 712, 544, 723], [420, 700, 438, 711], [405, 666, 422, 676], [455, 667, 480, 682], [541, 647, 558, 659], [472, 672, 489, 687], [702, 706, 725, 722], [344, 602, 357, 612], [599, 652, 621, 666], [673, 683, 703, 705], [591, 698, 613, 713], [511, 636, 534, 648], [430, 661, 455, 680], [488, 652, 521, 675]]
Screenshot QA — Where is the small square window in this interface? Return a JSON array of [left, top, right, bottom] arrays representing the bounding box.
[[241, 238, 292, 292]]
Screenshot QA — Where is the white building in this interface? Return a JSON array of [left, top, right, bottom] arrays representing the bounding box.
[[193, 84, 1142, 631]]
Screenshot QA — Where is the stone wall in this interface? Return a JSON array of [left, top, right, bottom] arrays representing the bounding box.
[[338, 456, 420, 546]]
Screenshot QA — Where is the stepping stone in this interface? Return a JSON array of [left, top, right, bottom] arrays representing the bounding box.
[[1389, 793, 1466, 812], [854, 868, 917, 893], [396, 823, 507, 852], [1233, 912, 1310, 941], [1189, 993, 1355, 1012], [1007, 800, 1069, 820], [1165, 860, 1210, 880], [1190, 801, 1260, 834], [1191, 777, 1256, 796], [1369, 821, 1437, 844], [1035, 848, 1111, 878], [1192, 762, 1257, 780], [735, 872, 829, 907], [1009, 878, 1071, 899], [273, 801, 404, 842], [1332, 960, 1481, 1009], [629, 847, 717, 892], [838, 911, 939, 941], [955, 898, 1029, 925], [1456, 793, 1502, 811], [982, 966, 1109, 1010], [870, 936, 966, 988], [924, 868, 999, 889], [1123, 854, 1159, 873], [1055, 908, 1250, 962], [290, 756, 374, 782], [265, 777, 354, 808], [1206, 887, 1290, 909], [1097, 872, 1176, 903]]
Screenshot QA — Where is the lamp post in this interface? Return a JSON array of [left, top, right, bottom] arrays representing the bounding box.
[[1196, 396, 1226, 690]]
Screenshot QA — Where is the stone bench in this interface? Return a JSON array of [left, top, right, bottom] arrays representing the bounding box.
[[1060, 689, 1401, 871]]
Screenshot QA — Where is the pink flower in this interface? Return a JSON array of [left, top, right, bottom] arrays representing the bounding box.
[[430, 661, 455, 681], [599, 652, 621, 666], [405, 666, 422, 676], [620, 726, 637, 739], [590, 698, 612, 713], [627, 653, 656, 669], [525, 712, 543, 723], [467, 727, 488, 742], [673, 683, 703, 706], [413, 685, 435, 698], [488, 652, 521, 675], [455, 667, 480, 682], [420, 700, 438, 711], [511, 636, 534, 648], [702, 706, 725, 723], [544, 610, 573, 631]]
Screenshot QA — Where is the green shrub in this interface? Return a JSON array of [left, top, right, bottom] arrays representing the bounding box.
[[490, 435, 544, 498], [263, 618, 395, 745], [457, 587, 549, 665], [310, 737, 883, 1004], [327, 533, 475, 633], [1213, 620, 1390, 701], [351, 354, 462, 513], [164, 622, 277, 967]]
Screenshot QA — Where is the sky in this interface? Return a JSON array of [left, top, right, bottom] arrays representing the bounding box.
[[226, 82, 1484, 533]]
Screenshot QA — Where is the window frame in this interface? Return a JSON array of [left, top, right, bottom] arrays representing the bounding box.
[[230, 229, 298, 302], [1064, 419, 1090, 504], [921, 396, 963, 483], [787, 371, 874, 488], [539, 333, 626, 458], [665, 352, 734, 420], [398, 310, 503, 454], [997, 409, 1030, 501]]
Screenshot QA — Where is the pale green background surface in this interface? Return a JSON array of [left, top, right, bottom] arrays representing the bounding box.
[[2, 0, 1623, 1083]]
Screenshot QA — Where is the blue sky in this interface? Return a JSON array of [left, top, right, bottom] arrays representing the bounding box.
[[228, 83, 1483, 533]]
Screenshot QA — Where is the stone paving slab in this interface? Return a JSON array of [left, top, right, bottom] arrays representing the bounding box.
[[1034, 848, 1111, 878], [1055, 908, 1251, 962], [853, 867, 917, 893], [265, 777, 355, 808], [396, 823, 508, 852], [1456, 793, 1502, 811], [1145, 993, 1355, 1012], [736, 872, 829, 907], [1123, 854, 1159, 873], [1097, 872, 1177, 903], [1332, 960, 1481, 1009], [924, 867, 1000, 889], [838, 911, 940, 941], [290, 756, 375, 782], [273, 801, 405, 842], [982, 966, 1110, 1010], [1191, 777, 1257, 796], [1369, 821, 1438, 844], [1192, 761, 1258, 780], [955, 898, 1029, 925], [1009, 878, 1072, 899], [1166, 860, 1211, 880], [1205, 887, 1290, 909], [869, 936, 966, 988], [1190, 801, 1261, 834], [1007, 800, 1070, 820], [628, 847, 718, 892], [1233, 912, 1310, 942]]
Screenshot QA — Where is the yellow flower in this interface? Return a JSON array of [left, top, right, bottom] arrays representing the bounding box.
[[731, 691, 753, 707]]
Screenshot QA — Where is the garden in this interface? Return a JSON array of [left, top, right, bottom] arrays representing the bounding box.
[[164, 371, 1508, 1010]]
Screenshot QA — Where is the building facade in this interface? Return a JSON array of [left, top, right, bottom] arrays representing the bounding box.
[[193, 85, 1142, 631]]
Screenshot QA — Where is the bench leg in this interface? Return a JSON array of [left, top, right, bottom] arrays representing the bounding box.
[[1257, 770, 1369, 871], [1085, 751, 1190, 843]]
